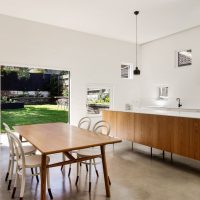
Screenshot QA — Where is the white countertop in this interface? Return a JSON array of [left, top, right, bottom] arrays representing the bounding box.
[[109, 107, 200, 119]]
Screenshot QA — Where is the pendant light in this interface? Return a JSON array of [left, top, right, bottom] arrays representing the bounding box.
[[133, 11, 140, 75]]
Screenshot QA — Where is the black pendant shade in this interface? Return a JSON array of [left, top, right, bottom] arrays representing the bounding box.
[[133, 66, 140, 75], [133, 10, 140, 75]]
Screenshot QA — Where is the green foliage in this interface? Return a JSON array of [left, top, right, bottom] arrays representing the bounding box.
[[1, 66, 16, 74], [49, 74, 61, 97], [0, 96, 16, 103], [1, 104, 68, 132], [88, 94, 110, 104], [1, 66, 68, 98], [96, 98, 104, 103], [1, 66, 30, 80], [62, 89, 68, 97], [1, 96, 8, 103], [17, 68, 30, 80], [104, 95, 110, 103]]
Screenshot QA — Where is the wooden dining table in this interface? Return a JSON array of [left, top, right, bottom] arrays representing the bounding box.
[[14, 122, 122, 200]]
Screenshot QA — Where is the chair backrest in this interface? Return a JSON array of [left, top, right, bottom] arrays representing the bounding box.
[[3, 123, 14, 156], [57, 98, 68, 105], [5, 127, 26, 169], [3, 122, 10, 131], [78, 117, 91, 130], [92, 120, 111, 136]]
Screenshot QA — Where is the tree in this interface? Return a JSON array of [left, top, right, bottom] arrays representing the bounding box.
[[49, 74, 62, 97], [1, 66, 30, 80]]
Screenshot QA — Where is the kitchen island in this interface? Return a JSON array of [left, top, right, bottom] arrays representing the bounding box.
[[102, 108, 200, 160]]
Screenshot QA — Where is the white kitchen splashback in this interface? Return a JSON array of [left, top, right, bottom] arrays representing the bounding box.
[[141, 26, 200, 109]]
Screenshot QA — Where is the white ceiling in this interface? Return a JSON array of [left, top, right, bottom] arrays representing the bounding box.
[[0, 0, 200, 44]]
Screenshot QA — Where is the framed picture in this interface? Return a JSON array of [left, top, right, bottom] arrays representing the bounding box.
[[176, 49, 192, 67], [158, 86, 168, 99], [121, 63, 133, 79], [86, 84, 114, 115]]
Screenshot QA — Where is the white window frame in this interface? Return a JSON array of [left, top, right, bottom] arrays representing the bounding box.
[[86, 84, 114, 116]]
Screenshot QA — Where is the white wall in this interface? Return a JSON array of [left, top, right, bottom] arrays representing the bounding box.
[[1, 15, 199, 127], [140, 26, 200, 108], [0, 14, 141, 125]]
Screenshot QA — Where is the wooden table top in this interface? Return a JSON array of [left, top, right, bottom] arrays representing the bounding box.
[[14, 122, 121, 154]]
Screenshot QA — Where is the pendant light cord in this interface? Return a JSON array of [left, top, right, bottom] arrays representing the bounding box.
[[135, 12, 138, 68], [133, 10, 140, 75]]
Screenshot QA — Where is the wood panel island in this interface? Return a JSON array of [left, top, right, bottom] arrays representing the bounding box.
[[102, 108, 200, 160]]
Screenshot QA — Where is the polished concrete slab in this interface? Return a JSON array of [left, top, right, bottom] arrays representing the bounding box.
[[1, 137, 200, 200]]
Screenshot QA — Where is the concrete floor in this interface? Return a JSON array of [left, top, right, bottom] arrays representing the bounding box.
[[1, 136, 200, 200]]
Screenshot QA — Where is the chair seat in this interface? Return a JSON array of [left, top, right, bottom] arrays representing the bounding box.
[[12, 132, 20, 137], [12, 145, 36, 157], [18, 155, 50, 168], [22, 145, 36, 155], [77, 148, 101, 157]]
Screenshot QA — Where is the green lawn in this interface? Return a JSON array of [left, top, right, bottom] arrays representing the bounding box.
[[1, 104, 68, 132]]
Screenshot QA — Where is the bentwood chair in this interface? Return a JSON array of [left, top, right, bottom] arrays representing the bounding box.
[[61, 117, 91, 175], [57, 98, 68, 110], [76, 120, 111, 192], [3, 123, 36, 190], [77, 117, 91, 130], [5, 128, 53, 200]]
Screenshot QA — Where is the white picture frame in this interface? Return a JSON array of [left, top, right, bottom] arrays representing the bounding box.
[[175, 49, 192, 68], [121, 63, 133, 79], [86, 84, 114, 116]]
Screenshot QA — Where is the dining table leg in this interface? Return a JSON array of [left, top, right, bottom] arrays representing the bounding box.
[[100, 145, 110, 197], [41, 154, 47, 200]]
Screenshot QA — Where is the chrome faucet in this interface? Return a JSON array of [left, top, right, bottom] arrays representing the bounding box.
[[176, 98, 182, 108]]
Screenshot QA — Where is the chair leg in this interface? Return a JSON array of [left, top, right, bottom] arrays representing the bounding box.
[[47, 168, 53, 199], [61, 153, 65, 171], [163, 151, 165, 160], [5, 172, 9, 182], [19, 169, 26, 200], [48, 189, 53, 200], [150, 147, 153, 158], [68, 164, 71, 177], [8, 157, 14, 190], [75, 162, 79, 185], [62, 153, 65, 161], [89, 159, 92, 193], [132, 142, 134, 151], [86, 163, 88, 172], [12, 187, 16, 199], [35, 168, 39, 183], [108, 176, 111, 185], [93, 159, 99, 177], [12, 166, 19, 198], [5, 159, 11, 181]]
